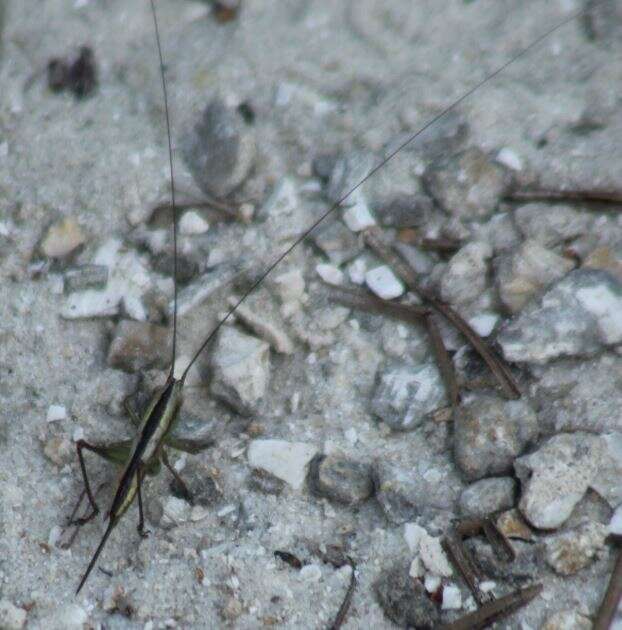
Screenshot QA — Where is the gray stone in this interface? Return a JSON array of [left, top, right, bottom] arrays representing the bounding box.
[[495, 239, 575, 314], [374, 563, 439, 629], [373, 193, 434, 229], [459, 477, 517, 517], [453, 393, 538, 481], [107, 320, 171, 373], [423, 147, 510, 220], [0, 599, 27, 630], [440, 241, 492, 306], [40, 217, 86, 259], [545, 520, 608, 575], [247, 439, 317, 490], [374, 461, 459, 524], [169, 463, 223, 508], [63, 264, 108, 293], [533, 355, 622, 433], [513, 203, 592, 247], [209, 326, 270, 416], [247, 468, 286, 496], [311, 220, 362, 265], [474, 212, 521, 254], [181, 98, 256, 198], [308, 454, 374, 505], [498, 268, 622, 364], [371, 361, 447, 432], [541, 610, 593, 630], [515, 432, 604, 529], [326, 151, 375, 203]]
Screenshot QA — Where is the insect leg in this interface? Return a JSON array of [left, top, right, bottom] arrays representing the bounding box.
[[136, 465, 150, 538], [72, 440, 111, 524], [161, 448, 194, 505]]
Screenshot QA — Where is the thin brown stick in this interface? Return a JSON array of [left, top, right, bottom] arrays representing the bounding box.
[[363, 227, 520, 400], [593, 545, 622, 630], [438, 583, 542, 630], [442, 535, 493, 606], [329, 557, 356, 630], [507, 187, 622, 205], [425, 313, 461, 410]]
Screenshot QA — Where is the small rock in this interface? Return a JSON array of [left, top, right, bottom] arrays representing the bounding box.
[[423, 147, 510, 220], [454, 393, 538, 481], [261, 178, 305, 241], [467, 312, 499, 337], [498, 269, 622, 364], [41, 604, 88, 630], [107, 320, 171, 373], [169, 463, 222, 507], [63, 264, 108, 293], [374, 563, 440, 629], [440, 241, 492, 306], [495, 239, 575, 313], [273, 268, 305, 304], [62, 238, 156, 321], [308, 454, 374, 505], [221, 597, 243, 622], [583, 243, 622, 283], [540, 610, 593, 630], [545, 521, 608, 575], [40, 217, 86, 258], [44, 436, 73, 467], [179, 211, 209, 235], [373, 193, 434, 229], [496, 147, 523, 171], [181, 98, 255, 198], [371, 361, 447, 432], [609, 504, 622, 535], [0, 600, 27, 630], [299, 564, 322, 583], [441, 584, 462, 610], [403, 523, 453, 577], [247, 439, 316, 490], [365, 265, 404, 300], [247, 468, 286, 496], [209, 326, 270, 416], [228, 296, 294, 354], [374, 461, 459, 524], [459, 477, 517, 517], [515, 432, 604, 529], [496, 509, 535, 541], [316, 263, 344, 286], [46, 404, 67, 423], [514, 203, 592, 248], [312, 220, 362, 265], [343, 192, 376, 232], [326, 152, 375, 203], [475, 212, 521, 254], [160, 496, 192, 528]]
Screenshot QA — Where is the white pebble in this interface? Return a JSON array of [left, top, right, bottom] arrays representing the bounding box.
[[46, 404, 67, 423], [344, 427, 358, 445], [347, 258, 367, 284], [342, 194, 376, 232], [496, 147, 523, 171], [0, 599, 27, 630], [424, 573, 441, 593], [467, 312, 499, 337], [480, 580, 496, 593], [179, 211, 209, 235], [72, 427, 84, 442], [299, 564, 322, 582], [365, 265, 404, 300], [316, 263, 344, 286], [442, 584, 462, 610], [247, 439, 317, 490], [609, 504, 622, 535]]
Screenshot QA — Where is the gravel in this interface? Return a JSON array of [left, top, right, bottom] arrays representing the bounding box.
[[3, 1, 621, 628]]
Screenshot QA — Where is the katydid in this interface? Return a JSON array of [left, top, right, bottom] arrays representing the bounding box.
[[69, 0, 598, 598]]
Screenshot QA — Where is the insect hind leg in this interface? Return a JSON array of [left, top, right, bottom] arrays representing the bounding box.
[[136, 465, 150, 538], [161, 448, 194, 505]]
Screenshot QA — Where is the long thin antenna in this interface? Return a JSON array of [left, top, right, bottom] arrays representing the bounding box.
[[181, 3, 590, 382], [150, 0, 178, 378]]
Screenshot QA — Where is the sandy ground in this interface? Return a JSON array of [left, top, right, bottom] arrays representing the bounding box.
[[1, 0, 621, 628]]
